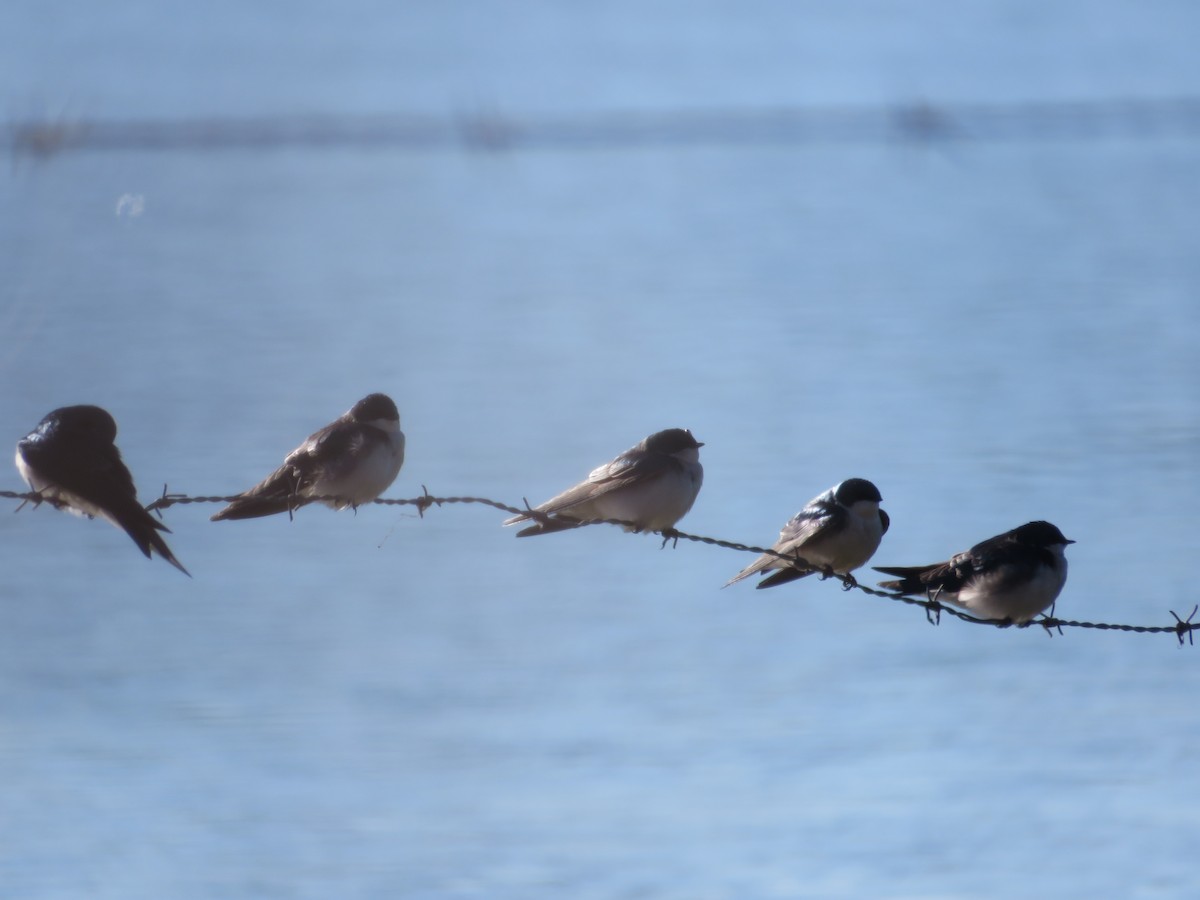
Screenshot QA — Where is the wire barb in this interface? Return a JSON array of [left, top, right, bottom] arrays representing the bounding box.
[[146, 483, 191, 518], [414, 485, 438, 518], [1170, 605, 1198, 647], [5, 489, 67, 514]]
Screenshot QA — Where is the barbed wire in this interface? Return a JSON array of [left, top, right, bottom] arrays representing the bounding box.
[[5, 487, 1196, 644], [8, 96, 1200, 159]]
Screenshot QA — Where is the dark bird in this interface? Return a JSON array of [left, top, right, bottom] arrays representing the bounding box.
[[15, 405, 189, 575], [725, 478, 889, 589], [874, 520, 1073, 624], [212, 393, 404, 521], [504, 428, 704, 537]]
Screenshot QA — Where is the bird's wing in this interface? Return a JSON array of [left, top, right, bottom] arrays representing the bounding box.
[[874, 527, 1046, 595], [22, 435, 188, 574], [952, 532, 1053, 594], [508, 451, 678, 523], [724, 500, 844, 587], [21, 432, 137, 509], [773, 500, 847, 561], [211, 421, 380, 520], [283, 422, 371, 489]]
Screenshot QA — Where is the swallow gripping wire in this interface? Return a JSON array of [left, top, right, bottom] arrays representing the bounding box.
[[4, 486, 1198, 644]]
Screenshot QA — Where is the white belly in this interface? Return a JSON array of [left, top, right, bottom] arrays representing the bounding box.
[[311, 435, 404, 508], [952, 559, 1068, 624], [586, 466, 702, 531], [807, 509, 885, 573]]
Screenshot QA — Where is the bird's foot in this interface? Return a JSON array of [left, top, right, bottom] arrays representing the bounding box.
[[924, 586, 943, 625]]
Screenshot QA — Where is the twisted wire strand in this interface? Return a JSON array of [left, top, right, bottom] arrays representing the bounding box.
[[5, 488, 1196, 644]]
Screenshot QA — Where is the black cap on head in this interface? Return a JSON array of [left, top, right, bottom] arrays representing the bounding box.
[[834, 478, 883, 505], [643, 428, 703, 453], [40, 405, 119, 444], [350, 393, 399, 422], [1012, 520, 1073, 546]]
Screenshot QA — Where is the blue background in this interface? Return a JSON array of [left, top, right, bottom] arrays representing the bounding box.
[[3, 2, 1199, 897]]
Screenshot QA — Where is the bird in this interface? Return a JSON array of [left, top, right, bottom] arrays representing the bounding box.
[[504, 427, 704, 537], [14, 404, 189, 575], [874, 520, 1074, 624], [725, 478, 889, 589], [211, 393, 404, 521]]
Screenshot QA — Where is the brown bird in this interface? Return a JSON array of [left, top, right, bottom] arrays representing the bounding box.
[[212, 393, 405, 521]]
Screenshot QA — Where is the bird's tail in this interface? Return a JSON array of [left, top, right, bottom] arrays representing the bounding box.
[[723, 554, 813, 589], [210, 466, 306, 521], [115, 501, 191, 576], [722, 556, 769, 588], [752, 567, 813, 590], [872, 565, 927, 593], [513, 517, 583, 538], [211, 494, 309, 521]]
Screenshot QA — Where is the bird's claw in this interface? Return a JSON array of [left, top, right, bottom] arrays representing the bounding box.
[[924, 585, 943, 625]]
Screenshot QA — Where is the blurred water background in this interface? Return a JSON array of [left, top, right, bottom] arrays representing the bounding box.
[[2, 2, 1200, 897]]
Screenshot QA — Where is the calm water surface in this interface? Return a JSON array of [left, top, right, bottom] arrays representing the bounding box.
[[2, 3, 1200, 898]]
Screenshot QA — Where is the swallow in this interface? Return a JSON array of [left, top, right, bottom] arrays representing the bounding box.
[[14, 405, 189, 575], [211, 393, 405, 521], [725, 478, 889, 589], [874, 520, 1074, 624], [504, 427, 704, 537]]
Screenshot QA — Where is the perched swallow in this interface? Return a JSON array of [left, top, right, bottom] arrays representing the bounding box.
[[211, 393, 404, 521], [725, 478, 889, 589], [874, 520, 1073, 624], [504, 428, 704, 537], [14, 405, 189, 575]]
